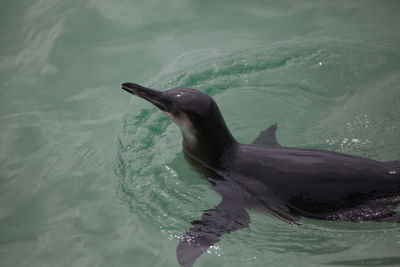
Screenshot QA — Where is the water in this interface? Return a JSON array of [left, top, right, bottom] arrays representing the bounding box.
[[1, 1, 400, 267]]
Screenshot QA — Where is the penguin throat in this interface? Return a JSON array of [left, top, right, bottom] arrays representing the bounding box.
[[167, 112, 198, 147], [166, 111, 236, 168], [181, 127, 198, 148]]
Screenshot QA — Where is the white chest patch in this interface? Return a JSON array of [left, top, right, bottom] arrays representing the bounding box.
[[166, 112, 197, 145]]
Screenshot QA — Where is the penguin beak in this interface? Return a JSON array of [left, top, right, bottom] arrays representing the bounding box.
[[121, 82, 168, 112]]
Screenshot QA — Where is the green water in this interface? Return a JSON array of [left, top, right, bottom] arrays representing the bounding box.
[[1, 1, 400, 267]]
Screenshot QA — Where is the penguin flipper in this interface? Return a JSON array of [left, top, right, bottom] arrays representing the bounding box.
[[251, 123, 281, 147], [176, 198, 250, 267]]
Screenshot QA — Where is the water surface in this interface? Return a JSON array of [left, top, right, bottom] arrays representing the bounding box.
[[1, 1, 400, 266]]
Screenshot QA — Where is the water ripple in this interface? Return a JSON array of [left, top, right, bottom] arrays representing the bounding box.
[[116, 38, 400, 265]]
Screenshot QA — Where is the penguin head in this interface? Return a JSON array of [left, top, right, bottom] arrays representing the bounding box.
[[121, 83, 222, 144], [122, 82, 236, 164]]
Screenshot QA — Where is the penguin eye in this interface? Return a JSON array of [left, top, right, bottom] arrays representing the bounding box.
[[175, 92, 184, 98]]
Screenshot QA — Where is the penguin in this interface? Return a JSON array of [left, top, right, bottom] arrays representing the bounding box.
[[121, 82, 400, 267]]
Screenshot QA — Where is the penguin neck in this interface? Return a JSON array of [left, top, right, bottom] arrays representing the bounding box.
[[180, 114, 237, 169]]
